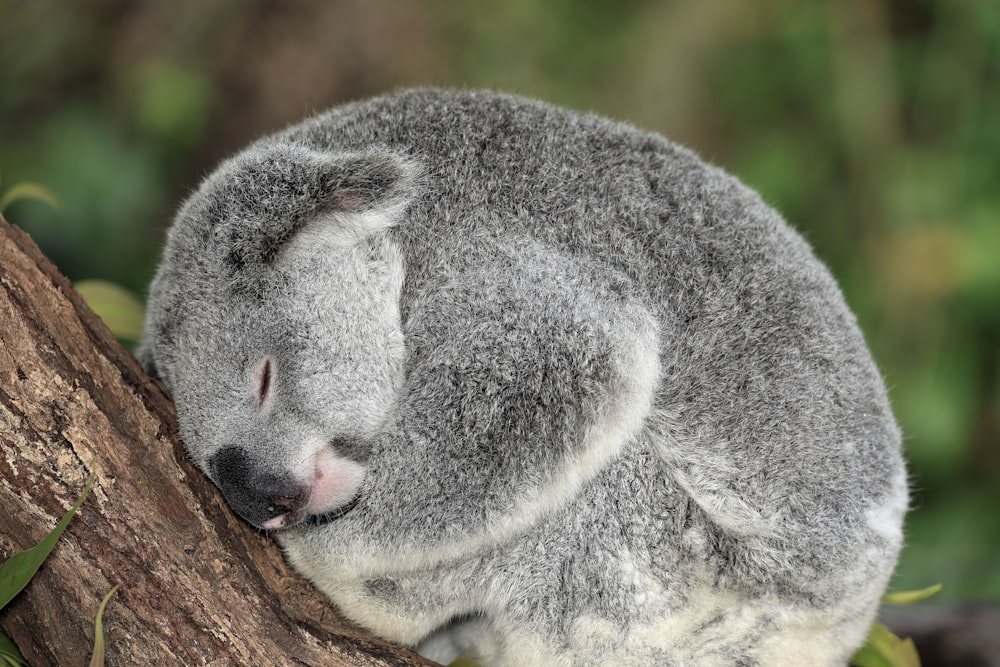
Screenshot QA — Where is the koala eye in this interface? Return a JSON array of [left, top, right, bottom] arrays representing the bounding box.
[[255, 357, 274, 407]]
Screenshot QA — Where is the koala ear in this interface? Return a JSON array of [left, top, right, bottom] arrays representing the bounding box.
[[215, 144, 418, 270]]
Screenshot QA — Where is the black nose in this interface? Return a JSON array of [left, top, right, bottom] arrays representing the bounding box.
[[208, 446, 307, 528]]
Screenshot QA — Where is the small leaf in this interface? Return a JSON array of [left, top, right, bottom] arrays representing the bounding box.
[[74, 280, 145, 341], [850, 623, 921, 667], [851, 644, 893, 667], [447, 659, 482, 667], [882, 584, 942, 606], [0, 182, 59, 213], [89, 584, 119, 667], [0, 476, 95, 610], [0, 629, 28, 666]]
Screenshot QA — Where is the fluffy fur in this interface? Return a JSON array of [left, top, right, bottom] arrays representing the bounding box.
[[139, 89, 907, 666]]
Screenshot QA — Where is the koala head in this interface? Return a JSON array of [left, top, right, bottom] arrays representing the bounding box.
[[138, 142, 416, 530]]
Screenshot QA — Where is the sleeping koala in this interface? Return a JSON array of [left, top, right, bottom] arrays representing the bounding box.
[[138, 89, 908, 666]]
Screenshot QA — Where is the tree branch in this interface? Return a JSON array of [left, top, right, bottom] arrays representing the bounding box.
[[0, 215, 436, 667]]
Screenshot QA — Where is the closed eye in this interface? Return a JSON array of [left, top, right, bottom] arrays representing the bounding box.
[[256, 357, 273, 407]]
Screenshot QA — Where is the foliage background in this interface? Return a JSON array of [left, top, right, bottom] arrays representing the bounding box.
[[1, 0, 997, 609]]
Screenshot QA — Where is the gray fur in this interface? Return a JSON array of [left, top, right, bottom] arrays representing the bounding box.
[[139, 89, 907, 666]]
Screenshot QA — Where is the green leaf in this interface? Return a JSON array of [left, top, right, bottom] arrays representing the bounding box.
[[850, 623, 921, 667], [882, 584, 942, 606], [0, 629, 28, 666], [851, 644, 893, 667], [0, 476, 95, 610], [74, 280, 145, 342], [89, 584, 118, 667], [0, 182, 59, 213], [447, 658, 482, 667]]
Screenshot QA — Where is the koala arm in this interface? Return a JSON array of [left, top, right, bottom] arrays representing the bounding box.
[[334, 240, 659, 569]]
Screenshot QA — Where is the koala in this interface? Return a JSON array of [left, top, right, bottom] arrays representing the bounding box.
[[138, 89, 908, 666]]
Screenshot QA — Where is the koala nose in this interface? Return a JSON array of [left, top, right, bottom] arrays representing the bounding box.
[[208, 445, 307, 529]]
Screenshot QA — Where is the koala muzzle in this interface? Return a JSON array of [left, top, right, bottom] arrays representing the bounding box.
[[208, 445, 308, 529]]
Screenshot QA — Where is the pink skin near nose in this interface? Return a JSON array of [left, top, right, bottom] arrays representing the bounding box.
[[262, 448, 365, 530]]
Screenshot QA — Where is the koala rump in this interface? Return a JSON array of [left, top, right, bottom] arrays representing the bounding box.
[[139, 89, 908, 666]]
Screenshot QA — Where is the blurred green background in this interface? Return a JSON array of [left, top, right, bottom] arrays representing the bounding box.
[[1, 0, 997, 606]]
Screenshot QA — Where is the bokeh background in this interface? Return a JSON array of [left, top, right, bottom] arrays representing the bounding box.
[[2, 0, 998, 649]]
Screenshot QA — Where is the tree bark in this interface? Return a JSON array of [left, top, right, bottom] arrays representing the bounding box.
[[0, 215, 437, 667]]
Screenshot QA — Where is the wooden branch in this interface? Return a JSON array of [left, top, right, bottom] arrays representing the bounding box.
[[0, 215, 436, 667]]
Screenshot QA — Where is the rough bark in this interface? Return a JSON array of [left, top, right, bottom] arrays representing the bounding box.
[[0, 214, 437, 667]]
